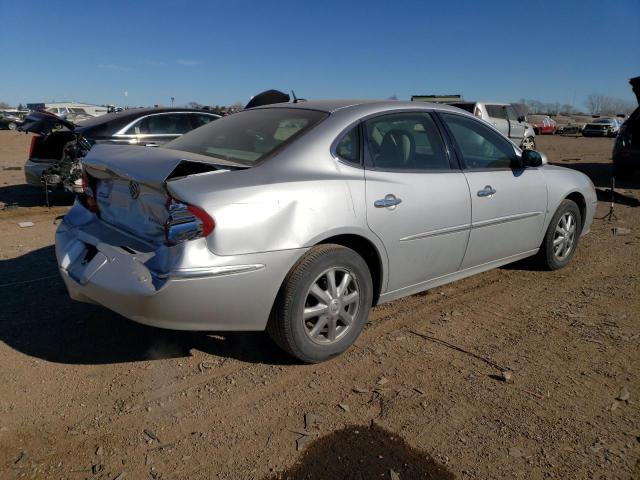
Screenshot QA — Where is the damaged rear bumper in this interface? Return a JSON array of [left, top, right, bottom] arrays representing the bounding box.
[[55, 202, 305, 331]]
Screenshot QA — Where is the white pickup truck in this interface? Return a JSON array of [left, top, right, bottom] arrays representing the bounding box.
[[447, 101, 536, 150]]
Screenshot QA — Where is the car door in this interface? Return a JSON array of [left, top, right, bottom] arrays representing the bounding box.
[[506, 105, 525, 143], [361, 112, 471, 294], [438, 112, 547, 269]]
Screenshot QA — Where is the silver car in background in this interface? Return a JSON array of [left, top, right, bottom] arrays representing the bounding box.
[[56, 100, 597, 362], [447, 101, 537, 150]]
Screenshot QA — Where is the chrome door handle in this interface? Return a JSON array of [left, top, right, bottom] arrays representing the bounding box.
[[477, 185, 496, 197], [145, 143, 160, 147], [374, 194, 402, 208]]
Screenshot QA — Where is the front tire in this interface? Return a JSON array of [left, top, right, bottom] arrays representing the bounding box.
[[267, 244, 373, 363], [537, 199, 582, 270], [8, 122, 17, 130]]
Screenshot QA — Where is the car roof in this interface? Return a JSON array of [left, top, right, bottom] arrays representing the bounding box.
[[76, 107, 217, 129], [74, 107, 220, 137], [252, 99, 466, 115]]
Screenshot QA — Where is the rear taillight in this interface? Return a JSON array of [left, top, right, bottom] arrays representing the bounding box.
[[164, 197, 215, 245], [80, 170, 99, 213], [28, 135, 39, 158]]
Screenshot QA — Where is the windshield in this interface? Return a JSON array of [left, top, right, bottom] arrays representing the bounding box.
[[165, 108, 328, 165], [593, 118, 613, 124]]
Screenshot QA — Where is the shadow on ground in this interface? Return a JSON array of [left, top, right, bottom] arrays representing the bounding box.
[[264, 424, 455, 480], [0, 245, 293, 366], [0, 184, 74, 208], [551, 161, 640, 195]]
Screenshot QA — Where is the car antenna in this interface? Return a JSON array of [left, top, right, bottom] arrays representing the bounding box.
[[291, 90, 298, 103]]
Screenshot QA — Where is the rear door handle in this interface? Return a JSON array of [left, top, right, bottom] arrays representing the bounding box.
[[477, 185, 496, 197], [374, 194, 402, 208]]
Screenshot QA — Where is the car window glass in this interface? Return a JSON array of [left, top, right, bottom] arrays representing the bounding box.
[[191, 114, 217, 128], [506, 106, 518, 121], [336, 126, 360, 164], [166, 108, 327, 165], [441, 113, 516, 169], [132, 114, 193, 135], [486, 105, 507, 120], [364, 113, 448, 170]]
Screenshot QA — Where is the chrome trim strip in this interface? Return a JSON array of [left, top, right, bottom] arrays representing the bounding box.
[[399, 211, 543, 242], [400, 223, 470, 242], [472, 211, 543, 228], [153, 264, 265, 279]]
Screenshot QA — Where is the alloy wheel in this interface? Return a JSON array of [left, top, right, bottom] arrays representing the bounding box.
[[302, 267, 360, 345], [553, 212, 576, 260], [522, 136, 535, 150]]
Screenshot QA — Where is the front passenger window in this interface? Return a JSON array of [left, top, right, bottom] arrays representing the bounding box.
[[441, 113, 516, 169]]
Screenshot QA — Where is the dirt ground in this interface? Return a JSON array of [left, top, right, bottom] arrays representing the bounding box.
[[0, 130, 638, 480]]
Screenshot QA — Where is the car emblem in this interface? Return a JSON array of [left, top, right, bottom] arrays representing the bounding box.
[[129, 181, 140, 199]]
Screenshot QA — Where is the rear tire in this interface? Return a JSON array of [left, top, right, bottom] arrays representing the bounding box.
[[8, 122, 17, 130], [537, 199, 582, 270], [267, 244, 373, 363]]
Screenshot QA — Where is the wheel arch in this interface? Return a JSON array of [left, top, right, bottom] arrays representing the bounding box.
[[315, 233, 386, 306], [565, 191, 587, 226]]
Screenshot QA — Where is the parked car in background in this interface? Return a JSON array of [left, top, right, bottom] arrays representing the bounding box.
[[612, 76, 640, 176], [26, 102, 110, 118], [56, 100, 596, 362], [0, 110, 24, 130], [582, 117, 621, 137], [532, 116, 558, 135], [22, 108, 220, 192], [446, 101, 536, 149]]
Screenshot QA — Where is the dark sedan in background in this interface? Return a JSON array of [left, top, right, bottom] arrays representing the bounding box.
[[22, 108, 220, 192]]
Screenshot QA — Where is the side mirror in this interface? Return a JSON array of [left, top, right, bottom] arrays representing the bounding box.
[[521, 149, 544, 167], [517, 115, 525, 122]]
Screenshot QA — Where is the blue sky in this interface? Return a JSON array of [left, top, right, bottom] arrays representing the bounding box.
[[0, 0, 638, 109]]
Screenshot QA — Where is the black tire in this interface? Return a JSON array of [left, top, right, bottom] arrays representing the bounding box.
[[267, 244, 373, 363], [8, 122, 17, 130], [537, 199, 582, 270]]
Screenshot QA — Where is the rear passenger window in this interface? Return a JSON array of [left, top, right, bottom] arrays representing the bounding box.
[[441, 113, 516, 169], [132, 114, 193, 135], [335, 126, 360, 164], [486, 105, 507, 119], [364, 113, 449, 171], [191, 114, 217, 128]]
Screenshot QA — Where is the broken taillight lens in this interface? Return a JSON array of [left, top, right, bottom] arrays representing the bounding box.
[[164, 197, 215, 245], [80, 170, 99, 213], [28, 135, 39, 159]]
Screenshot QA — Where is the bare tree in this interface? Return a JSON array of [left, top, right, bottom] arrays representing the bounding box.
[[585, 93, 634, 115], [186, 101, 203, 109], [585, 93, 606, 114], [0, 101, 10, 109]]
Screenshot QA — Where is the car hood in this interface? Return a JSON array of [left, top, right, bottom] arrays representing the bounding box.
[[83, 144, 247, 189], [18, 110, 76, 135]]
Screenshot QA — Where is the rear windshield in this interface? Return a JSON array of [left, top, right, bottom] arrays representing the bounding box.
[[448, 103, 475, 113], [165, 108, 327, 165], [593, 118, 613, 124]]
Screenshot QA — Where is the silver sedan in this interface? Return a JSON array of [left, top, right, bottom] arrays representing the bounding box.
[[55, 100, 597, 362]]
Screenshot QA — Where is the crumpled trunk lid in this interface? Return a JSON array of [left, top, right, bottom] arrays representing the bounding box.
[[83, 145, 244, 243]]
